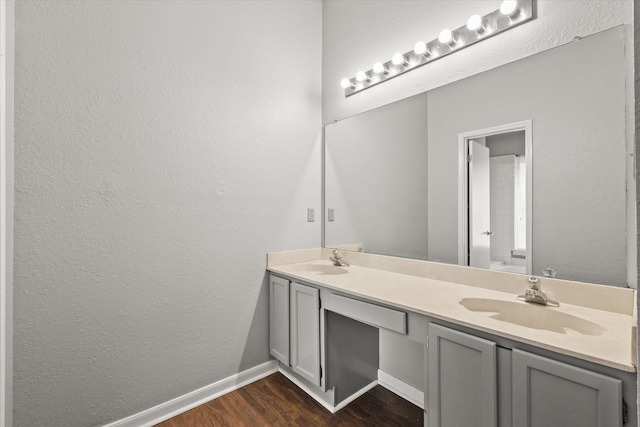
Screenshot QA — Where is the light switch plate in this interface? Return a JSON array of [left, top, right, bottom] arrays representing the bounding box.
[[307, 208, 314, 222], [328, 209, 335, 222]]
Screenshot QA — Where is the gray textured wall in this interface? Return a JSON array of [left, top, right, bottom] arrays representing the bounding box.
[[13, 2, 321, 425], [324, 92, 429, 260]]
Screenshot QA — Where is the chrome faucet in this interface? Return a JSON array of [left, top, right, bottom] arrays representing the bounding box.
[[330, 249, 350, 267], [517, 276, 559, 307]]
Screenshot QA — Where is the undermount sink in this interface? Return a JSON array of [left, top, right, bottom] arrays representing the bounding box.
[[298, 264, 349, 276], [459, 298, 606, 336]]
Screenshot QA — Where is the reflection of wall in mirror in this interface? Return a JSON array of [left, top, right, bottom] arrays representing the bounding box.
[[325, 92, 429, 260], [427, 27, 627, 286]]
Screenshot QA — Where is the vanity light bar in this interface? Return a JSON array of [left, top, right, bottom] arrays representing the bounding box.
[[341, 0, 535, 97]]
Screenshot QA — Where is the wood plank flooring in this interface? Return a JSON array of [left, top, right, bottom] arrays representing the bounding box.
[[156, 372, 423, 426]]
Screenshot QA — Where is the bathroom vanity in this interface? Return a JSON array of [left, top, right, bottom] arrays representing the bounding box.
[[267, 248, 637, 427]]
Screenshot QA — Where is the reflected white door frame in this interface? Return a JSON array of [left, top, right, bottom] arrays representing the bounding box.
[[468, 140, 491, 269], [457, 120, 533, 274]]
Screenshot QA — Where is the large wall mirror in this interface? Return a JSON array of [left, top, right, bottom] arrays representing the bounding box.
[[324, 26, 633, 287]]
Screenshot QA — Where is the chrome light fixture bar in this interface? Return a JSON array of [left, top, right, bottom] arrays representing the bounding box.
[[341, 0, 535, 97]]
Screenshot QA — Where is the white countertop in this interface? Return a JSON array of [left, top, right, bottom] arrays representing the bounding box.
[[268, 257, 636, 373]]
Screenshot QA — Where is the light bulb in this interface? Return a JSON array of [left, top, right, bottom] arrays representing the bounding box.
[[467, 15, 484, 32], [414, 41, 429, 56], [340, 78, 352, 89], [392, 52, 406, 66], [500, 0, 518, 17], [373, 62, 387, 74], [356, 70, 369, 82], [439, 29, 454, 45]]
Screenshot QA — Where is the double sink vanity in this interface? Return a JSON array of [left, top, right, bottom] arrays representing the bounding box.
[[268, 24, 637, 427], [267, 247, 637, 427]]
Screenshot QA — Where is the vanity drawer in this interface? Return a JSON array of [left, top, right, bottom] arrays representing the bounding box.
[[325, 294, 407, 334]]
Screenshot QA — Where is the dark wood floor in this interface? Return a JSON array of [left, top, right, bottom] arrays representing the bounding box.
[[156, 372, 423, 426]]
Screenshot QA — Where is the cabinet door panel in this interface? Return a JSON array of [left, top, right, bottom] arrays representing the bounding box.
[[269, 275, 290, 365], [290, 282, 321, 386], [512, 349, 622, 427], [428, 323, 497, 427], [497, 347, 513, 427]]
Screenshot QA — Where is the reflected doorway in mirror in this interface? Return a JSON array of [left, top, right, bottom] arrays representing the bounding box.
[[458, 120, 532, 275]]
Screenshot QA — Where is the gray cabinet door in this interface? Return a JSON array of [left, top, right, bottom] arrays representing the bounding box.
[[428, 323, 497, 427], [269, 275, 289, 365], [290, 282, 321, 386], [512, 349, 622, 427]]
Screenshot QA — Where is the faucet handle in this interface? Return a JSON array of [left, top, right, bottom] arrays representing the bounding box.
[[528, 276, 540, 290], [518, 276, 560, 307], [329, 249, 349, 267]]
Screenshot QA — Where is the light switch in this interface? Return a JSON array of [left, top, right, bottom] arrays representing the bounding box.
[[328, 208, 335, 222], [307, 208, 314, 222]]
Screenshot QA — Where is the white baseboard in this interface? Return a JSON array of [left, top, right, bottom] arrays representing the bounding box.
[[333, 380, 377, 412], [102, 360, 279, 427], [278, 368, 336, 413], [377, 370, 424, 410], [278, 368, 377, 414]]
